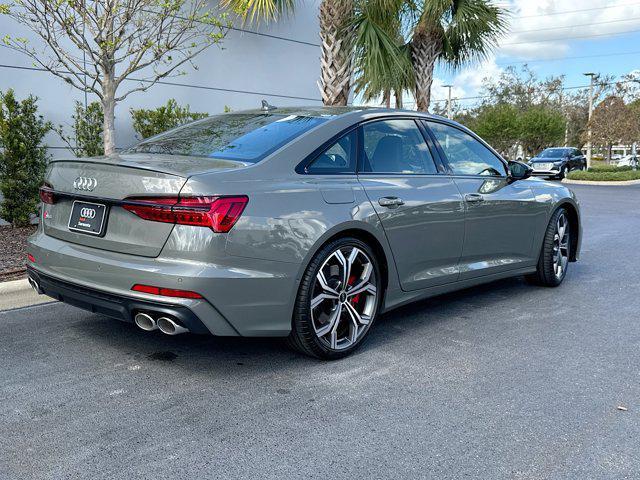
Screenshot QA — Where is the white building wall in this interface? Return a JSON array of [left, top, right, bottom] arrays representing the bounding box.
[[0, 2, 323, 157]]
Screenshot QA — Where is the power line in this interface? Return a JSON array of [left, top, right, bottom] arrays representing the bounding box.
[[429, 78, 639, 104], [0, 63, 323, 102], [512, 15, 640, 35], [227, 25, 319, 47], [514, 2, 640, 19], [501, 26, 640, 46], [496, 49, 640, 67]]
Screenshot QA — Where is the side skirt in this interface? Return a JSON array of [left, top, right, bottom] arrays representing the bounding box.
[[381, 266, 537, 314]]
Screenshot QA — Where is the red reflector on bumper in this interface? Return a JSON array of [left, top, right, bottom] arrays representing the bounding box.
[[27, 253, 35, 263], [132, 284, 203, 299]]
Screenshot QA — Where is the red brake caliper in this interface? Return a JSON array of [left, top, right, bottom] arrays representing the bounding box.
[[348, 275, 360, 305]]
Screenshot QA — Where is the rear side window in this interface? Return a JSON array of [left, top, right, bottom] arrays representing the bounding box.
[[129, 113, 327, 163], [360, 119, 438, 174], [427, 121, 506, 176], [306, 130, 357, 174]]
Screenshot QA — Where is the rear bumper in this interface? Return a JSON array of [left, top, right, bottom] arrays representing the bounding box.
[[27, 266, 210, 334], [27, 229, 299, 337]]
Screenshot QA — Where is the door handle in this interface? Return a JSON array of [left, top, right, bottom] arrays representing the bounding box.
[[464, 193, 484, 203], [378, 196, 404, 208]]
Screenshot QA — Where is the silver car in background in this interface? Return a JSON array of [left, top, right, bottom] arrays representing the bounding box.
[[28, 106, 581, 359]]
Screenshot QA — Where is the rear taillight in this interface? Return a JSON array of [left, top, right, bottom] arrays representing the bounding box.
[[122, 196, 248, 233], [39, 185, 55, 204], [131, 284, 203, 299]]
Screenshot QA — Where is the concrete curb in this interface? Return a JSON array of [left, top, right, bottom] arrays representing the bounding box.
[[562, 178, 640, 186], [0, 278, 53, 311]]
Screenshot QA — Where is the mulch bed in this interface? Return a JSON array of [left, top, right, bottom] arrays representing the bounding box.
[[0, 225, 37, 282]]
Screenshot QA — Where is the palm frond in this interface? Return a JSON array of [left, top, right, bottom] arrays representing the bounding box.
[[441, 0, 507, 68], [352, 1, 414, 102], [220, 0, 297, 25]]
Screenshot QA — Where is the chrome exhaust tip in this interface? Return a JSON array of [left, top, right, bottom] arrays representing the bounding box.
[[134, 312, 158, 331], [28, 277, 43, 295], [157, 317, 189, 335]]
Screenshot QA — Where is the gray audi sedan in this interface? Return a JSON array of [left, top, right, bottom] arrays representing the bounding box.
[[27, 106, 581, 359]]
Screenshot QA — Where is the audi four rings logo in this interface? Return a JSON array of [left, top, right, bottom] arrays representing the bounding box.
[[73, 177, 97, 191], [80, 207, 96, 219]]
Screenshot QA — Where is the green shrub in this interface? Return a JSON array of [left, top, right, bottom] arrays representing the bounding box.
[[56, 101, 104, 157], [588, 164, 633, 173], [0, 89, 51, 226], [567, 170, 640, 181], [130, 99, 208, 139]]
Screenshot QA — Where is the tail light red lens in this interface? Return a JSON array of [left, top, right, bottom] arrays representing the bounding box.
[[39, 185, 55, 204], [131, 284, 203, 299], [27, 253, 36, 263], [122, 196, 248, 233]]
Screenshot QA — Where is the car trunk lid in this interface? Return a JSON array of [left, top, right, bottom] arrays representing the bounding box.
[[42, 154, 247, 257]]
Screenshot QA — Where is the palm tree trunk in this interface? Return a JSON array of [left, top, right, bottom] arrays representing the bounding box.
[[318, 0, 354, 106], [394, 89, 403, 109], [410, 25, 442, 112]]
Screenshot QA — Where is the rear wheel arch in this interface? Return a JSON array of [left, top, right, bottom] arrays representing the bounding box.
[[558, 202, 579, 261], [293, 227, 391, 312]]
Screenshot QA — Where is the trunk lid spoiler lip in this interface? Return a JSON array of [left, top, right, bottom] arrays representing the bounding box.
[[48, 154, 251, 178]]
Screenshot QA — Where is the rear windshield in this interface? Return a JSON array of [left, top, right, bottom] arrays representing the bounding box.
[[129, 113, 327, 163], [538, 148, 571, 158]]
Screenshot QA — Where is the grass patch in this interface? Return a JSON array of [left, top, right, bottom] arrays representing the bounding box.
[[567, 169, 640, 181]]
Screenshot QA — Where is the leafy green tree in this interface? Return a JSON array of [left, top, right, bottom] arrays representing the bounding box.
[[518, 105, 565, 155], [468, 103, 519, 153], [131, 99, 208, 139], [56, 101, 104, 158], [2, 0, 228, 155], [589, 96, 640, 162], [0, 89, 51, 226]]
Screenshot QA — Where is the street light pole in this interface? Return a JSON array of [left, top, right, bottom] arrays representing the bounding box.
[[584, 72, 596, 169], [443, 84, 453, 119]]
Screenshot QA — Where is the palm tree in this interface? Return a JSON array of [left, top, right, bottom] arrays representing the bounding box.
[[354, 0, 506, 111], [221, 0, 356, 106], [318, 0, 357, 105], [352, 0, 413, 107]]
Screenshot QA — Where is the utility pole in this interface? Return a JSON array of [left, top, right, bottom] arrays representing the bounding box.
[[443, 84, 453, 119], [584, 72, 597, 169]]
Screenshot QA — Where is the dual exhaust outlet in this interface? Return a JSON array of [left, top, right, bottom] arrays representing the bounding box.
[[134, 312, 189, 335]]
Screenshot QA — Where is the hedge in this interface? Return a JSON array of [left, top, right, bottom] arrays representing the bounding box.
[[567, 170, 640, 181]]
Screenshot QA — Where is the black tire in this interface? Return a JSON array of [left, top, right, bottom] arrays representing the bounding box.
[[288, 237, 382, 360], [526, 207, 571, 287], [558, 166, 566, 180]]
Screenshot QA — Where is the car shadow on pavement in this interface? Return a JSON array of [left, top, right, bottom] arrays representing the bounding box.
[[66, 274, 537, 376]]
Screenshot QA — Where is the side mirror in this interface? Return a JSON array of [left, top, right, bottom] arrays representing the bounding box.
[[508, 161, 532, 181]]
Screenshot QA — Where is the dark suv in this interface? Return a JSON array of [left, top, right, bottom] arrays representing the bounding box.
[[529, 147, 586, 179]]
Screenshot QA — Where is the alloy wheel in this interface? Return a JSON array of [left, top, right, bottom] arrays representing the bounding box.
[[553, 213, 570, 279], [310, 246, 377, 351]]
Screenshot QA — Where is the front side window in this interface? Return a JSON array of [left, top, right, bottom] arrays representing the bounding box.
[[427, 122, 506, 176], [129, 113, 327, 163], [360, 119, 438, 174], [306, 130, 357, 174]]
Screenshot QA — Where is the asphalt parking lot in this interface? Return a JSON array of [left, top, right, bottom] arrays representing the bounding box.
[[1, 184, 639, 479]]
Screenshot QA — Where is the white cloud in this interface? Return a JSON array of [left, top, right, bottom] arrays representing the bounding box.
[[498, 0, 640, 59]]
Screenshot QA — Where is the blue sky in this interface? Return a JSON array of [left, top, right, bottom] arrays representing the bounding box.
[[428, 0, 640, 108]]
